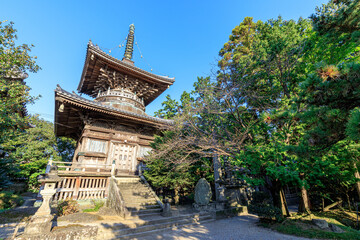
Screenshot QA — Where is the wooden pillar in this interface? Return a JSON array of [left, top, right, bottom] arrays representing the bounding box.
[[73, 177, 81, 200], [105, 177, 111, 198]]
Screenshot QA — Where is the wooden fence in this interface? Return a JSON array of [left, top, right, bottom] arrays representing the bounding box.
[[54, 176, 109, 201], [49, 161, 113, 201], [53, 161, 112, 175]]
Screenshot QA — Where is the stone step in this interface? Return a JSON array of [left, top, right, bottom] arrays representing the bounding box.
[[125, 203, 160, 209], [121, 192, 154, 196], [123, 198, 157, 203], [123, 197, 156, 203], [98, 213, 213, 239], [129, 208, 162, 217], [117, 182, 143, 186], [119, 187, 151, 193], [116, 177, 141, 182], [127, 205, 161, 211], [117, 219, 215, 240], [118, 187, 150, 191], [123, 196, 157, 200]]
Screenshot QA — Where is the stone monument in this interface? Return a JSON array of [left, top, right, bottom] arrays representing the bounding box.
[[193, 178, 212, 210], [23, 166, 63, 235]]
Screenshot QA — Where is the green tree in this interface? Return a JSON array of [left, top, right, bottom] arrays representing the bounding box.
[[0, 20, 40, 188], [3, 115, 75, 190]]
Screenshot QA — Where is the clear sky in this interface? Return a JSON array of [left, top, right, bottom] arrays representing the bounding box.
[[1, 0, 327, 122]]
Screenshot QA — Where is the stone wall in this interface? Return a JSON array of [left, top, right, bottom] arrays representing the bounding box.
[[106, 177, 129, 218]]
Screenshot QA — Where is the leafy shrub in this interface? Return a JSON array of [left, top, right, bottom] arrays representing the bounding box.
[[251, 191, 272, 205], [0, 191, 24, 210], [248, 203, 284, 222], [56, 199, 79, 216], [82, 199, 104, 212]]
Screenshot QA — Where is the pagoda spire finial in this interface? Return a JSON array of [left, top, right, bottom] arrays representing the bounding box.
[[123, 24, 135, 61]]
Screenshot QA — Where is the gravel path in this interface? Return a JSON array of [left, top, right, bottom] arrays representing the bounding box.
[[141, 214, 310, 240]]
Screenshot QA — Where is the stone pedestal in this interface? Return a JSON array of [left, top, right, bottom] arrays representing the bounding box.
[[23, 215, 54, 235], [23, 166, 62, 235]]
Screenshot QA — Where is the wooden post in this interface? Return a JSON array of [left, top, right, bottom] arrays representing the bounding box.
[[111, 161, 116, 176], [105, 177, 110, 198], [73, 177, 81, 200]]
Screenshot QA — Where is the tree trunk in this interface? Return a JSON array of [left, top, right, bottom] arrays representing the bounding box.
[[346, 193, 352, 211], [280, 189, 290, 217], [298, 174, 311, 214], [269, 180, 290, 217], [353, 163, 360, 200], [174, 187, 180, 205], [323, 200, 342, 212]]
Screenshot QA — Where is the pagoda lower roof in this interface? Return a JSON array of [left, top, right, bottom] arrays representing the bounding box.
[[77, 41, 175, 105], [55, 85, 173, 138]]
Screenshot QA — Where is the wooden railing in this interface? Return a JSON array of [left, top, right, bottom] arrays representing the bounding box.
[[54, 176, 109, 201], [53, 161, 112, 175]]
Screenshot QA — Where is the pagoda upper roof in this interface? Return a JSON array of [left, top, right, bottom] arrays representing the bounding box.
[[77, 41, 175, 105], [55, 85, 173, 138]]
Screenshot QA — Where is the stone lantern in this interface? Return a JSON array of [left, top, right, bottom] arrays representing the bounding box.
[[24, 165, 63, 235]]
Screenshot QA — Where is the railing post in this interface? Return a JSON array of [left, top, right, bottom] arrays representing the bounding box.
[[105, 177, 110, 198], [111, 160, 116, 177], [73, 177, 81, 200]]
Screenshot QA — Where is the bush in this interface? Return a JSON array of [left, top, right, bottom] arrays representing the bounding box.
[[248, 203, 284, 222], [251, 191, 271, 205], [57, 199, 79, 216], [0, 191, 24, 210]]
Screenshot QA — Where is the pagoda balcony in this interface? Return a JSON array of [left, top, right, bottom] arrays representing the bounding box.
[[94, 89, 146, 112]]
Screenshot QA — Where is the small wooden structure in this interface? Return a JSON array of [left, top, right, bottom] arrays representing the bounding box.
[[53, 24, 174, 200]]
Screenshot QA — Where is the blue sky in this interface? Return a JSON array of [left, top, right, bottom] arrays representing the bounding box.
[[1, 0, 327, 122]]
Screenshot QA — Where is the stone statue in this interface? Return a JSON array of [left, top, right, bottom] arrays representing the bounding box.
[[194, 178, 212, 205]]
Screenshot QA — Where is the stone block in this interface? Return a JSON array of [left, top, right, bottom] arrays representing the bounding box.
[[329, 223, 345, 233], [23, 215, 54, 235], [312, 219, 329, 229]]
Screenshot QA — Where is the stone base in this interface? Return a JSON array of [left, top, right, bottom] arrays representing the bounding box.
[[193, 201, 229, 211], [23, 215, 54, 235], [16, 225, 98, 240], [213, 206, 248, 219]]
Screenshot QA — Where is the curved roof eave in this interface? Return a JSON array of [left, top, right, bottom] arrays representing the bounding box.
[[77, 41, 175, 92], [56, 85, 174, 126]]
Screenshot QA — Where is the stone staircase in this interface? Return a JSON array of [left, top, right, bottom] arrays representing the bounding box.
[[96, 212, 214, 239], [95, 177, 215, 239], [116, 177, 162, 218]]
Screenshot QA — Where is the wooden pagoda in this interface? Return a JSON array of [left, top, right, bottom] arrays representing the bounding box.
[[53, 25, 174, 200]]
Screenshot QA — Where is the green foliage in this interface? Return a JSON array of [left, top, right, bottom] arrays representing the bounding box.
[[56, 199, 79, 216], [251, 191, 272, 205], [2, 115, 76, 190], [249, 203, 284, 222], [146, 0, 360, 217], [82, 200, 104, 212], [0, 20, 40, 189], [265, 220, 360, 239], [0, 191, 23, 210], [346, 107, 360, 141]]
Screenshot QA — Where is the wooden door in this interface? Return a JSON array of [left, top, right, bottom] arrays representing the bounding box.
[[110, 142, 136, 173]]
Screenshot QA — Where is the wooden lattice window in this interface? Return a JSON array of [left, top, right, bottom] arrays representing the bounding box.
[[86, 139, 106, 153]]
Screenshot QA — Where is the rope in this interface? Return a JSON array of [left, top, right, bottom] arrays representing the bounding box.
[[134, 36, 153, 72]]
